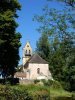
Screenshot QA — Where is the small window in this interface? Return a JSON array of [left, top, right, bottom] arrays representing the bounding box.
[[29, 50, 31, 54], [37, 68, 40, 74], [25, 50, 27, 54]]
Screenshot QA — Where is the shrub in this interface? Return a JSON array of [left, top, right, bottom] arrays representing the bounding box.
[[0, 78, 19, 85], [41, 79, 62, 89], [41, 79, 47, 84], [0, 85, 32, 100], [0, 84, 50, 100], [34, 79, 40, 84], [31, 90, 50, 100], [60, 81, 71, 91], [49, 80, 62, 89], [72, 92, 75, 100]]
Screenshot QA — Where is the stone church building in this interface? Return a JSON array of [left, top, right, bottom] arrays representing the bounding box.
[[14, 42, 52, 80]]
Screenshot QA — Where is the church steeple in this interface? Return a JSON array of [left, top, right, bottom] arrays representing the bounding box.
[[22, 41, 32, 65]]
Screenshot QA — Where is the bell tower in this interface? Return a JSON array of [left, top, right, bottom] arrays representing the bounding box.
[[22, 41, 32, 65]]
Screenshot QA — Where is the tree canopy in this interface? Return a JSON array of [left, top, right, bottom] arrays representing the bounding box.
[[34, 0, 75, 91], [48, 0, 75, 7], [36, 33, 51, 61], [0, 0, 21, 78]]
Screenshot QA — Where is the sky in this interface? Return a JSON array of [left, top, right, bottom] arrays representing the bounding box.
[[16, 0, 63, 65]]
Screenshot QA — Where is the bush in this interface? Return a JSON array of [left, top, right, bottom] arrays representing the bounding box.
[[41, 79, 62, 89], [34, 79, 40, 84], [72, 92, 75, 100], [50, 80, 62, 89], [0, 85, 32, 100], [60, 81, 71, 91], [0, 78, 19, 85], [0, 84, 50, 100], [0, 83, 71, 100], [31, 90, 50, 100]]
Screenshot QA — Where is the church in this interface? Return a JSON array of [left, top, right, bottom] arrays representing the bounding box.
[[14, 42, 52, 80]]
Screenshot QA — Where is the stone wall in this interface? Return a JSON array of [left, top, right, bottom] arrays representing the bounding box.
[[19, 79, 34, 85]]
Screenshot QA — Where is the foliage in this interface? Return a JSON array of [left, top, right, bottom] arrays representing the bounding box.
[[48, 0, 75, 7], [0, 78, 19, 85], [0, 84, 50, 100], [72, 92, 75, 100], [34, 1, 75, 91], [0, 85, 32, 100], [57, 0, 75, 7], [0, 0, 21, 78], [34, 79, 40, 84], [41, 79, 62, 89], [36, 33, 51, 61], [31, 90, 50, 100], [0, 84, 73, 100]]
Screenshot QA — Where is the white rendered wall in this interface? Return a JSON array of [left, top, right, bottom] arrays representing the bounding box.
[[28, 63, 49, 79]]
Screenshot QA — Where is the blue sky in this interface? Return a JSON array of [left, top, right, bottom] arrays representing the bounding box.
[[16, 0, 63, 65]]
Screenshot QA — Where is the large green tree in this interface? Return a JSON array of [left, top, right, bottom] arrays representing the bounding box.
[[0, 0, 21, 78], [34, 2, 75, 91]]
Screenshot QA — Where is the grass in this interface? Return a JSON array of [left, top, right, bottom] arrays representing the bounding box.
[[0, 79, 74, 100], [50, 87, 71, 97], [11, 84, 72, 97]]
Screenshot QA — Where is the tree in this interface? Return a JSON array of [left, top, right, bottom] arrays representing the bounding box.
[[58, 0, 75, 7], [61, 36, 75, 91], [36, 33, 51, 61], [0, 0, 21, 79], [48, 0, 75, 7], [34, 2, 75, 91]]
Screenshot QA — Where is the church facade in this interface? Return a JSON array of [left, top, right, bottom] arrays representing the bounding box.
[[14, 42, 52, 80]]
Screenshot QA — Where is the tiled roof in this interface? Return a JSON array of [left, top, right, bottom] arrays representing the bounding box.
[[14, 72, 26, 77], [29, 54, 48, 64]]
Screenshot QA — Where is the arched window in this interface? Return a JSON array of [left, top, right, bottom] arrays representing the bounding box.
[[25, 50, 27, 54], [37, 68, 40, 74], [29, 50, 31, 54]]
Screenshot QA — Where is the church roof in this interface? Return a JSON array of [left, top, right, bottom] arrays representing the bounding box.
[[24, 54, 48, 65]]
